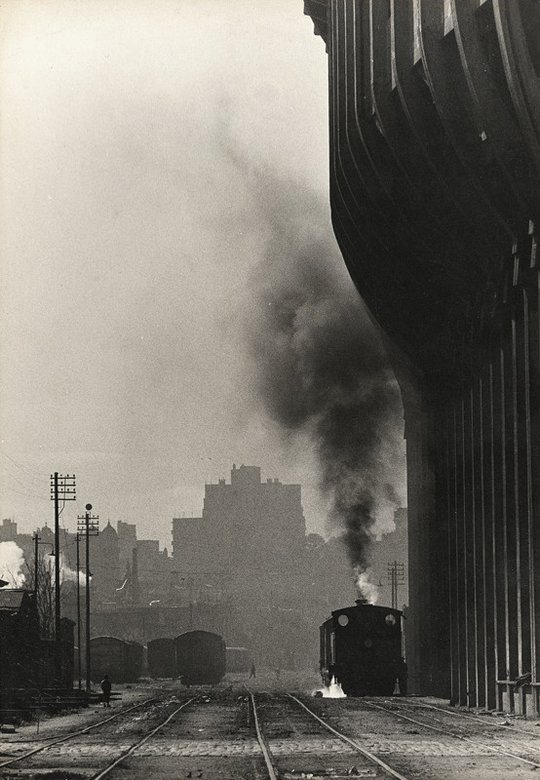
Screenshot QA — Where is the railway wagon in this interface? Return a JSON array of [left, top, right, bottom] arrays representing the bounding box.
[[174, 630, 226, 685], [225, 646, 251, 673], [320, 600, 405, 696], [147, 637, 176, 678], [90, 636, 144, 683]]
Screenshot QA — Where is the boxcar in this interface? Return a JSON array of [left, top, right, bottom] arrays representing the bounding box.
[[147, 637, 176, 678], [225, 646, 251, 673], [174, 630, 226, 685], [90, 636, 143, 683], [320, 600, 405, 696]]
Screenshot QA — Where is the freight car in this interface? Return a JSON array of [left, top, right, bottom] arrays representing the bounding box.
[[320, 600, 405, 696], [225, 646, 251, 673], [174, 630, 226, 685], [147, 637, 176, 678], [90, 636, 144, 683]]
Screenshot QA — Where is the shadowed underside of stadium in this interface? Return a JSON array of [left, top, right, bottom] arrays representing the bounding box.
[[304, 0, 540, 714]]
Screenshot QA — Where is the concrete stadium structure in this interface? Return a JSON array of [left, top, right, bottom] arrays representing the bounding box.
[[305, 0, 540, 714]]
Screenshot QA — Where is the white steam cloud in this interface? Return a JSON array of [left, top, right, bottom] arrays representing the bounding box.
[[0, 541, 26, 587], [354, 568, 379, 605], [58, 553, 85, 586]]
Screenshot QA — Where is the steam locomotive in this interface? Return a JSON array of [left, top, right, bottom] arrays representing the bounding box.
[[320, 600, 405, 696]]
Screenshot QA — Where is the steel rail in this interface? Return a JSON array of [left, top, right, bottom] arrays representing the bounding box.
[[91, 696, 196, 780], [286, 694, 412, 780], [0, 695, 161, 768], [381, 697, 540, 736], [364, 700, 540, 770], [248, 693, 278, 780]]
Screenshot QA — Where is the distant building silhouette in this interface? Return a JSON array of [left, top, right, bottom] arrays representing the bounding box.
[[172, 464, 306, 574], [0, 518, 18, 542], [117, 521, 137, 569]]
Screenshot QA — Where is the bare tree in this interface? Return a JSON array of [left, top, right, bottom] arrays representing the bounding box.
[[24, 554, 54, 639]]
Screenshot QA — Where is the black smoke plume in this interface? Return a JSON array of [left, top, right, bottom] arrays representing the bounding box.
[[241, 168, 405, 579]]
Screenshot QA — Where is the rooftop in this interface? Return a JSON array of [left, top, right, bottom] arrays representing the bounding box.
[[0, 589, 29, 611]]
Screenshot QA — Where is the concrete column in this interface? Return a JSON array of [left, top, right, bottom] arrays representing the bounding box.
[[446, 406, 460, 704], [473, 378, 487, 709], [526, 267, 540, 715], [463, 392, 478, 707], [455, 399, 468, 705], [430, 405, 451, 696], [514, 284, 532, 714], [502, 313, 519, 711], [492, 344, 508, 711], [481, 365, 498, 710]]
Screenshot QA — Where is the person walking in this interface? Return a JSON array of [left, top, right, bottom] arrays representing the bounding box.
[[101, 674, 112, 707], [249, 662, 256, 679]]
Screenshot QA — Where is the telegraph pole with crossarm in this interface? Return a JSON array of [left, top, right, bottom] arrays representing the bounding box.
[[387, 560, 405, 610], [50, 472, 76, 686], [77, 505, 99, 695]]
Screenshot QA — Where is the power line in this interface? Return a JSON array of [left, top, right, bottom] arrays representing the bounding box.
[[2, 484, 50, 502], [0, 450, 48, 479], [0, 460, 45, 490]]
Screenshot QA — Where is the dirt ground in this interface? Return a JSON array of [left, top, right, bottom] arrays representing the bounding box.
[[1, 674, 540, 780], [0, 681, 168, 743]]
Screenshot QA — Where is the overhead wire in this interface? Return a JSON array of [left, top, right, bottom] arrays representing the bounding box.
[[0, 463, 47, 495], [0, 449, 49, 479], [2, 484, 50, 503]]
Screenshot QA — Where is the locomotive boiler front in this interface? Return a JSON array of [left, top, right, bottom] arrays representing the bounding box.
[[320, 601, 404, 696]]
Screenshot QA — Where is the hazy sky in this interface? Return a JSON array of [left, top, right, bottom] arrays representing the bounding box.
[[1, 1, 406, 547]]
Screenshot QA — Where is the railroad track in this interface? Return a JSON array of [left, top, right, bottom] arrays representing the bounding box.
[[0, 695, 162, 767], [250, 691, 412, 780], [91, 697, 196, 780], [363, 698, 540, 771], [0, 693, 195, 776], [382, 697, 540, 737], [5, 688, 539, 779], [251, 691, 540, 780]]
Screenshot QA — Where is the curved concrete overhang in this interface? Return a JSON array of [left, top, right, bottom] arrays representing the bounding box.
[[305, 0, 540, 397]]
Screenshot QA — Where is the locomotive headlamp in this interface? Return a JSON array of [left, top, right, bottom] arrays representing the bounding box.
[[385, 614, 396, 626], [337, 614, 349, 626]]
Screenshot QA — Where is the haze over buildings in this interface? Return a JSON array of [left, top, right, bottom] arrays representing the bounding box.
[[1, 464, 408, 668]]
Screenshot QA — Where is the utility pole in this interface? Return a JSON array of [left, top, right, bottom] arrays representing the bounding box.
[[387, 560, 405, 609], [76, 533, 82, 691], [50, 472, 76, 687], [77, 504, 99, 696]]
